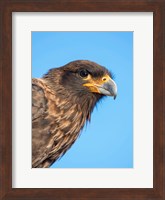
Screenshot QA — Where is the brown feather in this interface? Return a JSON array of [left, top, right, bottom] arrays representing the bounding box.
[[32, 60, 115, 168]]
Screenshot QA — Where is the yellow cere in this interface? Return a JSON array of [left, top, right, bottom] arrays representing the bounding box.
[[83, 74, 111, 94]]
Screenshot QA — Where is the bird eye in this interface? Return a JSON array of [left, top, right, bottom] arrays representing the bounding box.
[[79, 69, 89, 78]]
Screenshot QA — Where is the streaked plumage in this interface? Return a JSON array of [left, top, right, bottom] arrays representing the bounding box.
[[32, 60, 117, 168]]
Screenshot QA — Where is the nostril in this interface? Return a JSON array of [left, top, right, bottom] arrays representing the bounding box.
[[102, 77, 107, 81]]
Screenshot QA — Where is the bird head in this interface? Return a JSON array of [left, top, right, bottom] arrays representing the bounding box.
[[61, 60, 117, 99], [44, 60, 117, 100]]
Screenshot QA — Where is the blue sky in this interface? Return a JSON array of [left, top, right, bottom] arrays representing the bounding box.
[[32, 32, 133, 168]]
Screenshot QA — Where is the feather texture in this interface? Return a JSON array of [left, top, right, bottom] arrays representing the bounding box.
[[32, 60, 116, 168]]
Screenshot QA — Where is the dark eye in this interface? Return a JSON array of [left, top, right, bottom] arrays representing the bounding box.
[[79, 69, 89, 78]]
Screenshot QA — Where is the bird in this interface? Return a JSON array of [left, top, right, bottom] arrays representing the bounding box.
[[32, 60, 117, 168]]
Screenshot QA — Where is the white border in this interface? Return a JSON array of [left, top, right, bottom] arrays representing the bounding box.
[[12, 12, 153, 188]]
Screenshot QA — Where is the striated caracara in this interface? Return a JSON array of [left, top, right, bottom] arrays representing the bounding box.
[[32, 60, 117, 168]]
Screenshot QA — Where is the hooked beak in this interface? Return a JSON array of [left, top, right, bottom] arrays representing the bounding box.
[[83, 75, 117, 99], [96, 78, 117, 99]]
